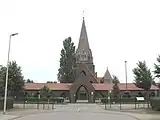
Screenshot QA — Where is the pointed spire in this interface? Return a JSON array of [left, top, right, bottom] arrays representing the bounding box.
[[78, 17, 90, 50], [103, 67, 112, 84]]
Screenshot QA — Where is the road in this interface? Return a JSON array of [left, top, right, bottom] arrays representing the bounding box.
[[15, 112, 137, 120], [13, 104, 137, 120]]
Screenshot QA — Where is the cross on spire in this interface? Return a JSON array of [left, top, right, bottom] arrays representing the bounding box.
[[82, 11, 85, 19]]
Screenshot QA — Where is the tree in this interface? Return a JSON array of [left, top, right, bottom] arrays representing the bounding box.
[[112, 75, 120, 84], [0, 77, 4, 96], [0, 61, 25, 97], [133, 61, 153, 106], [152, 80, 156, 86], [154, 55, 160, 78], [53, 81, 57, 83], [40, 85, 50, 98], [112, 82, 120, 101], [26, 79, 34, 83], [46, 81, 53, 83], [57, 37, 76, 83], [133, 61, 154, 91]]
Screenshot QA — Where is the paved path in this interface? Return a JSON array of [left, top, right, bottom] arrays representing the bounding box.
[[14, 111, 137, 120]]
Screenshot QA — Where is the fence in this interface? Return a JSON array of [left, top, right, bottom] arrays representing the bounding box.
[[13, 97, 67, 110], [100, 97, 150, 111]]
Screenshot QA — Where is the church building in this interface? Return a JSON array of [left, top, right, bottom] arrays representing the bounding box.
[[24, 18, 159, 103]]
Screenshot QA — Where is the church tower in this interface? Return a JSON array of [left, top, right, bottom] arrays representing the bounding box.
[[75, 17, 97, 82]]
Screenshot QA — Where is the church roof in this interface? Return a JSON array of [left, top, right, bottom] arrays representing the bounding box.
[[103, 68, 112, 83], [24, 83, 159, 91], [78, 17, 90, 50]]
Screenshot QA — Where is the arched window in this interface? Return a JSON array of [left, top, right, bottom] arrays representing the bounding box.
[[80, 71, 86, 76]]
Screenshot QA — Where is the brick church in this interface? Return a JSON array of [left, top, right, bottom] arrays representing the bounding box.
[[24, 18, 159, 103]]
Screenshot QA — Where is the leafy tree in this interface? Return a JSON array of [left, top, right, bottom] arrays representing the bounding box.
[[112, 75, 120, 84], [57, 37, 76, 83], [133, 61, 154, 91], [46, 81, 53, 83], [154, 55, 160, 78], [53, 81, 57, 83], [0, 61, 25, 97], [112, 82, 120, 100], [0, 78, 4, 96], [40, 85, 50, 98], [152, 80, 156, 86], [26, 79, 34, 83], [133, 61, 153, 106]]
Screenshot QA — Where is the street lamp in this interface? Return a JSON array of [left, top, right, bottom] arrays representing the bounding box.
[[3, 33, 18, 114], [125, 61, 128, 91]]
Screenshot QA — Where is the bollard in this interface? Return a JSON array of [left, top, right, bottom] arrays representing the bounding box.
[[23, 100, 25, 109], [105, 101, 107, 110], [48, 99, 49, 109], [43, 103, 45, 110], [52, 103, 54, 109], [120, 97, 122, 110], [37, 99, 39, 109]]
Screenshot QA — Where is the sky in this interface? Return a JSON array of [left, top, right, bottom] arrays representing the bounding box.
[[0, 0, 160, 83]]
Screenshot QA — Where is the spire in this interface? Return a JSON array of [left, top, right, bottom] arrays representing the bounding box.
[[103, 67, 112, 84], [76, 17, 93, 64], [78, 17, 90, 50]]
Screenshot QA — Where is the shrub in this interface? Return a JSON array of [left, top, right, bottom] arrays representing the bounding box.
[[100, 97, 137, 104], [120, 97, 136, 104], [50, 97, 65, 103], [150, 97, 160, 111], [100, 98, 108, 104], [0, 97, 14, 110], [15, 97, 65, 104]]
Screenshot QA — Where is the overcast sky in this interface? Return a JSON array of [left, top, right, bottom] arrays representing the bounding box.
[[0, 0, 160, 83]]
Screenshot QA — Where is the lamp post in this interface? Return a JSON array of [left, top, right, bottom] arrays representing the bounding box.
[[125, 61, 128, 91], [3, 33, 18, 114], [109, 90, 112, 108]]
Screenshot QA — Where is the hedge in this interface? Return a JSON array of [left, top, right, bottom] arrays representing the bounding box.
[[15, 97, 65, 104], [101, 97, 141, 104], [0, 97, 14, 110], [150, 97, 160, 111]]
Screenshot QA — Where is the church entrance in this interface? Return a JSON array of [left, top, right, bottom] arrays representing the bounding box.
[[75, 85, 89, 102]]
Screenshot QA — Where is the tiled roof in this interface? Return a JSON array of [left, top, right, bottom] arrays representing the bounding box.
[[45, 83, 71, 90], [92, 84, 113, 90], [24, 83, 159, 91], [150, 85, 159, 90], [24, 83, 44, 90], [24, 83, 72, 91], [118, 83, 143, 91]]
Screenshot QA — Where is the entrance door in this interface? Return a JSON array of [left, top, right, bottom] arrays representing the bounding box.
[[76, 85, 89, 102]]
